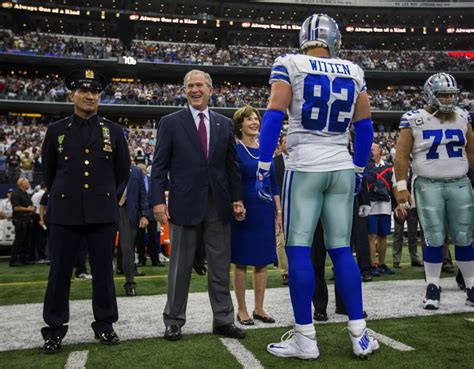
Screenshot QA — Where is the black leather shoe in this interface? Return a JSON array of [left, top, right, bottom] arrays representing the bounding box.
[[152, 261, 166, 267], [213, 323, 245, 339], [125, 285, 137, 296], [237, 314, 254, 326], [164, 325, 182, 341], [393, 262, 402, 269], [193, 265, 207, 276], [253, 311, 275, 323], [442, 264, 455, 273], [42, 337, 62, 354], [362, 273, 373, 282], [411, 260, 423, 267], [313, 311, 328, 322], [95, 331, 120, 345]]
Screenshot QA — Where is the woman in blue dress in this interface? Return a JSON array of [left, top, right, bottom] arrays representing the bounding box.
[[231, 106, 282, 325]]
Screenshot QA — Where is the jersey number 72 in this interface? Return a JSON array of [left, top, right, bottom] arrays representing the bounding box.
[[301, 75, 355, 133], [423, 129, 465, 160]]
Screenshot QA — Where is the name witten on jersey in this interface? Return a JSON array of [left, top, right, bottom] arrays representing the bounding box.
[[269, 53, 366, 172]]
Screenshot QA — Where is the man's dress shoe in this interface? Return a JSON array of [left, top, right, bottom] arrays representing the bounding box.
[[42, 337, 62, 354], [164, 325, 182, 341], [213, 323, 245, 339], [193, 265, 207, 276], [125, 285, 137, 296], [95, 331, 120, 345]]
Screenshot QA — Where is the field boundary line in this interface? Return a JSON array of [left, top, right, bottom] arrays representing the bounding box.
[[371, 331, 415, 352], [220, 338, 264, 369], [64, 350, 89, 369]]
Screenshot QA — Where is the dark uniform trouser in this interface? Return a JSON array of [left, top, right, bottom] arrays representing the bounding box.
[[118, 207, 137, 287], [11, 219, 32, 263], [311, 222, 345, 314], [393, 208, 419, 263], [351, 198, 372, 275], [136, 219, 160, 265], [163, 193, 234, 327], [42, 223, 117, 339]]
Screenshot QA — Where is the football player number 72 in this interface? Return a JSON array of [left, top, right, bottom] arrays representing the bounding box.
[[301, 75, 355, 133], [423, 129, 465, 159]]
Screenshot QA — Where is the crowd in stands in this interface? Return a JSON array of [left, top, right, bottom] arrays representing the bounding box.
[[1, 30, 473, 71], [0, 113, 400, 186], [0, 31, 123, 59], [0, 116, 44, 184], [3, 76, 472, 111]]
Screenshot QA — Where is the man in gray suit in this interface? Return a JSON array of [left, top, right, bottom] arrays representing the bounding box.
[[151, 69, 246, 341]]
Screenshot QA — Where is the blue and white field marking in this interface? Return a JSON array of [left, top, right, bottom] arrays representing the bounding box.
[[220, 338, 264, 369], [64, 350, 89, 369]]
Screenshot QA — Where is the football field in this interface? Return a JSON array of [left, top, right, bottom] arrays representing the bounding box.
[[0, 255, 473, 369]]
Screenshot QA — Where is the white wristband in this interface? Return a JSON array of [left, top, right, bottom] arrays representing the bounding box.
[[354, 165, 365, 174], [258, 161, 271, 171], [397, 180, 408, 192]]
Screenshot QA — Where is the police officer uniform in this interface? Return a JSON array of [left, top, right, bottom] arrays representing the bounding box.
[[40, 69, 130, 353]]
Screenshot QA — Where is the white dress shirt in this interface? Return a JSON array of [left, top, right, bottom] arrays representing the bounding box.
[[188, 105, 210, 153]]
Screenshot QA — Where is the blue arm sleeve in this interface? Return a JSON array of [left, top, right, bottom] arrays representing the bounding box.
[[353, 117, 374, 171], [270, 163, 280, 196], [258, 109, 284, 164]]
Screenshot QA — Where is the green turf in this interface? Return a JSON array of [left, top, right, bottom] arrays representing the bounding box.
[[0, 242, 458, 306], [0, 334, 241, 369], [0, 314, 472, 369], [242, 313, 474, 369]]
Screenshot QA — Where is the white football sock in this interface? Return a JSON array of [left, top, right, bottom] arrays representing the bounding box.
[[294, 323, 316, 339], [424, 261, 442, 287], [457, 260, 474, 289], [348, 319, 366, 336]]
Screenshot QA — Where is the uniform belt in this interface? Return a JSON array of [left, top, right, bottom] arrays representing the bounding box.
[[418, 175, 465, 183]]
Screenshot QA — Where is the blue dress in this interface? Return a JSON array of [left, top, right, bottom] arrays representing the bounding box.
[[231, 143, 279, 266]]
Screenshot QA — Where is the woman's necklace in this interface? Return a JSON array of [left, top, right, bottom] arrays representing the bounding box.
[[238, 139, 259, 160]]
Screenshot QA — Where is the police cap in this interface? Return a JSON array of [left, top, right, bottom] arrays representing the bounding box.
[[65, 69, 107, 92]]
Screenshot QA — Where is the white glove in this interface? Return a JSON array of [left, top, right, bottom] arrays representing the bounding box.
[[358, 205, 371, 217]]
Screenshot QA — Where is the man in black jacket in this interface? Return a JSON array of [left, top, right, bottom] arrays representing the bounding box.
[[40, 69, 130, 354], [10, 177, 35, 266]]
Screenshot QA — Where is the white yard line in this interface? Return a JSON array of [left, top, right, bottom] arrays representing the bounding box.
[[220, 338, 264, 369], [371, 331, 415, 352], [64, 350, 89, 369], [465, 318, 474, 323]]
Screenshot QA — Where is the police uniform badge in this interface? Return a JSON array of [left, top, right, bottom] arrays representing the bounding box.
[[85, 70, 95, 79], [102, 126, 113, 152], [57, 134, 65, 153]]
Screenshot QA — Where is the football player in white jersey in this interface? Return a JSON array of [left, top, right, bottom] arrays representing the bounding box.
[[395, 73, 474, 309], [256, 14, 378, 359]]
